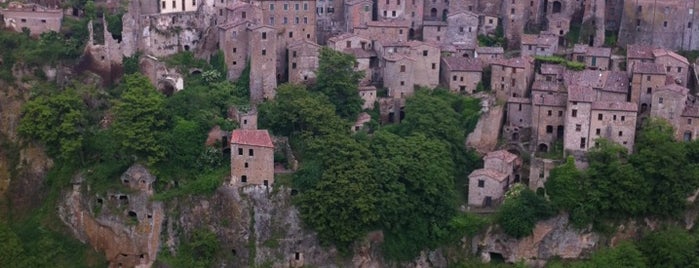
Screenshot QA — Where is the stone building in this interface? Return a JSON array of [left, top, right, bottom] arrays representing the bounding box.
[[158, 0, 198, 13], [344, 0, 372, 33], [249, 25, 279, 103], [589, 101, 638, 152], [547, 13, 570, 36], [354, 20, 410, 42], [564, 85, 596, 153], [444, 11, 479, 48], [218, 21, 252, 80], [383, 54, 415, 98], [287, 39, 320, 84], [327, 33, 375, 84], [618, 0, 699, 51], [377, 0, 423, 35], [520, 32, 558, 57], [0, 2, 62, 36], [490, 57, 534, 101], [359, 86, 377, 110], [316, 0, 345, 44], [230, 129, 274, 187], [505, 97, 532, 143], [423, 0, 449, 22], [440, 56, 482, 94], [422, 20, 448, 44], [537, 63, 565, 82], [377, 40, 440, 89], [468, 150, 520, 208], [630, 62, 667, 113], [528, 157, 560, 191], [653, 48, 689, 87], [572, 44, 612, 70], [474, 46, 504, 64], [531, 91, 567, 153], [651, 84, 691, 139], [626, 44, 655, 76]]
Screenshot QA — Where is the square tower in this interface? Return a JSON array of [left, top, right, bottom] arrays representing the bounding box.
[[230, 130, 275, 187]]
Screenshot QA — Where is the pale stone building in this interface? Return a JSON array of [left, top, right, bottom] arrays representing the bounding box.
[[159, 0, 198, 13], [505, 97, 532, 143], [650, 84, 695, 141], [249, 25, 279, 103], [564, 85, 595, 153], [316, 0, 345, 44], [288, 39, 320, 84], [631, 62, 666, 113], [359, 86, 377, 110], [520, 32, 558, 57], [531, 91, 567, 153], [468, 150, 520, 208], [353, 20, 410, 42], [626, 44, 655, 76], [230, 129, 274, 187], [440, 56, 482, 94], [572, 44, 612, 70], [445, 11, 479, 48], [474, 46, 504, 64], [377, 0, 423, 34], [344, 0, 373, 33], [589, 101, 638, 152], [0, 2, 62, 36], [377, 40, 440, 90], [653, 48, 689, 87], [422, 20, 447, 44], [490, 57, 534, 101], [383, 54, 415, 98], [327, 33, 375, 85]]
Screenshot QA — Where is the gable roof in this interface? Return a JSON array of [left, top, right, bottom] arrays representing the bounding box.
[[231, 130, 273, 148], [469, 169, 508, 182], [485, 150, 518, 163], [653, 49, 689, 65], [442, 56, 482, 72]]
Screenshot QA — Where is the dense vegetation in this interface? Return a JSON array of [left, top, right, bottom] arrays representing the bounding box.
[[546, 118, 699, 227]]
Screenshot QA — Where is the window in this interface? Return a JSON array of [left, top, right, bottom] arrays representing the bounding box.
[[249, 149, 254, 156], [431, 63, 436, 69], [659, 97, 664, 104], [284, 3, 288, 10], [546, 125, 553, 133], [678, 67, 683, 72], [400, 65, 406, 72], [423, 50, 428, 56], [346, 41, 351, 48], [664, 21, 668, 27], [304, 17, 308, 24], [242, 11, 246, 18], [365, 5, 370, 12], [292, 51, 297, 57], [241, 175, 247, 183], [619, 131, 623, 136], [667, 66, 672, 72], [646, 75, 651, 81], [262, 32, 267, 39], [270, 3, 274, 10], [399, 29, 403, 34], [392, 11, 396, 17], [295, 17, 299, 24], [558, 111, 563, 117], [295, 3, 299, 10], [162, 1, 165, 8], [613, 115, 617, 120], [238, 148, 243, 155], [478, 180, 484, 187], [244, 162, 249, 168], [289, 31, 293, 38], [172, 1, 175, 8], [636, 19, 641, 27], [572, 109, 578, 117], [518, 104, 522, 111], [511, 8, 515, 14], [400, 81, 405, 86], [647, 87, 652, 94], [548, 110, 552, 116], [292, 62, 297, 69], [575, 124, 581, 131], [304, 3, 308, 10], [598, 113, 603, 120], [580, 138, 586, 149], [459, 27, 464, 33], [596, 128, 601, 135], [270, 17, 275, 25], [453, 75, 457, 81], [262, 49, 266, 55], [283, 17, 288, 24]]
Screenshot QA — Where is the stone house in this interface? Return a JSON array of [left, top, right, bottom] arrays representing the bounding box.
[[445, 11, 479, 48], [0, 2, 62, 36], [547, 13, 570, 36], [680, 106, 699, 141], [158, 0, 198, 13], [327, 32, 372, 51], [423, 0, 449, 22], [316, 0, 345, 44], [359, 86, 377, 110], [377, 0, 423, 34], [537, 63, 565, 82], [230, 129, 274, 186], [531, 91, 567, 153], [474, 46, 504, 64], [327, 33, 375, 85], [468, 150, 520, 208], [505, 97, 532, 143], [351, 112, 372, 132], [248, 25, 278, 103], [653, 48, 689, 87], [572, 44, 612, 70], [287, 39, 320, 84], [383, 54, 415, 98], [650, 84, 694, 140], [218, 21, 252, 81], [630, 62, 666, 113], [353, 20, 410, 42], [440, 56, 482, 94], [520, 32, 558, 57], [589, 101, 638, 152], [344, 0, 372, 33], [378, 97, 406, 123], [528, 157, 560, 191], [596, 71, 630, 102], [377, 40, 440, 89], [479, 12, 499, 35], [490, 57, 534, 101], [564, 85, 596, 153], [422, 20, 448, 44], [625, 44, 655, 76]]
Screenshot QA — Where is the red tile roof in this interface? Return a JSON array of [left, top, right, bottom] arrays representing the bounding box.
[[231, 130, 273, 148]]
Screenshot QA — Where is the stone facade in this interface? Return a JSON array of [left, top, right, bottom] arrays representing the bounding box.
[[520, 32, 558, 57], [650, 84, 695, 141], [618, 0, 699, 51], [1, 2, 62, 36], [159, 0, 198, 13], [630, 62, 666, 113], [445, 11, 479, 48], [468, 150, 520, 208], [316, 0, 345, 44], [589, 101, 638, 152], [354, 20, 410, 42], [344, 0, 372, 33], [490, 57, 534, 101], [383, 54, 415, 98], [249, 25, 279, 103], [359, 85, 377, 110], [475, 46, 504, 64], [531, 91, 567, 153], [653, 48, 689, 87], [377, 0, 423, 33], [440, 56, 482, 94], [572, 44, 612, 70], [422, 20, 447, 44], [288, 39, 320, 84], [230, 129, 275, 187]]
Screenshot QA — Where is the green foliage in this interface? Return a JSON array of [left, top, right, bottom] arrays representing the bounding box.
[[122, 52, 141, 75], [313, 47, 364, 118], [19, 87, 87, 163], [545, 157, 584, 211], [209, 50, 228, 77], [548, 242, 647, 268], [105, 11, 124, 41], [84, 0, 96, 20], [0, 223, 25, 267], [535, 56, 585, 71], [111, 74, 168, 164], [639, 227, 698, 268], [497, 187, 555, 238], [165, 228, 221, 268]]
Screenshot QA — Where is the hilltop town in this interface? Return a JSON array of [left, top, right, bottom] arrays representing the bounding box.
[[3, 0, 699, 267]]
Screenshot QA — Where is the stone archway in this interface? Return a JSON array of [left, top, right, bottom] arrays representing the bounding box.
[[538, 143, 549, 152], [157, 80, 176, 96], [430, 8, 437, 18], [552, 1, 562, 13]]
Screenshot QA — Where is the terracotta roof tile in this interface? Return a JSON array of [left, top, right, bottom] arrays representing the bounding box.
[[485, 150, 518, 162], [469, 168, 508, 182], [653, 49, 689, 65], [532, 92, 567, 107], [567, 85, 596, 102], [627, 44, 655, 60], [633, 62, 666, 74], [442, 56, 483, 72], [231, 130, 273, 148]]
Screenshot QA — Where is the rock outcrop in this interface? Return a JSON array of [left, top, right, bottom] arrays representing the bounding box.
[[58, 165, 164, 268], [475, 214, 598, 267]]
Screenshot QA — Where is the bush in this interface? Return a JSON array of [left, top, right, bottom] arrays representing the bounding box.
[[497, 186, 556, 238]]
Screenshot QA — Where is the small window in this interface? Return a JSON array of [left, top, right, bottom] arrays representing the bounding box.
[[575, 124, 581, 131], [270, 3, 274, 10], [477, 180, 484, 187], [678, 67, 683, 72], [689, 119, 693, 125], [400, 81, 405, 86], [238, 148, 243, 155], [241, 175, 247, 183], [572, 109, 578, 117], [580, 138, 586, 149], [292, 62, 297, 69], [289, 32, 293, 38], [423, 50, 428, 56], [233, 47, 237, 53], [596, 128, 601, 135], [548, 110, 552, 116], [619, 131, 623, 136], [431, 63, 436, 70], [249, 149, 254, 156], [546, 125, 553, 133], [659, 97, 664, 104], [664, 21, 668, 27], [244, 162, 249, 168], [262, 49, 266, 55], [646, 75, 651, 81], [400, 65, 406, 72], [598, 113, 603, 120], [41, 19, 47, 23], [647, 87, 652, 94], [292, 51, 297, 57], [613, 115, 617, 120], [558, 111, 563, 117], [453, 75, 457, 81], [262, 32, 267, 39]]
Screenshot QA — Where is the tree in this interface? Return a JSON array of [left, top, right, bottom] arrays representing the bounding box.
[[314, 47, 364, 119], [584, 242, 647, 268], [497, 187, 555, 238], [0, 223, 25, 267], [19, 87, 87, 163], [111, 74, 168, 164], [639, 227, 697, 268], [545, 156, 584, 211]]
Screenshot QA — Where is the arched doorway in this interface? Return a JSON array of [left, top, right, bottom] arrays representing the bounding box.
[[409, 28, 415, 39], [430, 8, 437, 18], [557, 125, 564, 139], [552, 1, 562, 13], [641, 103, 648, 113], [538, 143, 549, 152], [157, 80, 176, 96], [685, 131, 693, 141], [442, 9, 448, 21], [512, 132, 519, 141]]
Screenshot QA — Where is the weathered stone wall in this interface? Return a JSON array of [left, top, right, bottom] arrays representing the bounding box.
[[231, 144, 274, 186]]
